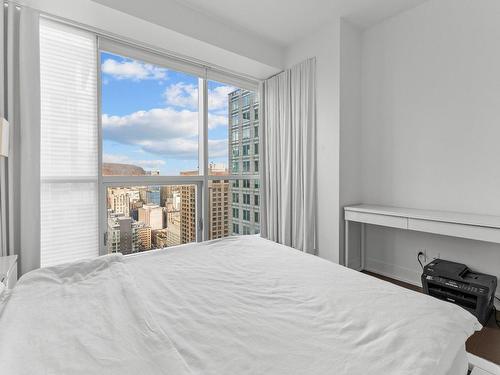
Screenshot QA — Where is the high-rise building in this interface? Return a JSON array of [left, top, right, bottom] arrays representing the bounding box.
[[172, 191, 181, 211], [136, 222, 152, 251], [108, 188, 131, 217], [139, 186, 161, 205], [107, 216, 120, 254], [160, 185, 181, 210], [107, 215, 139, 255], [180, 174, 197, 244], [180, 164, 230, 243], [228, 89, 260, 235], [138, 203, 163, 230], [160, 186, 169, 207], [166, 225, 180, 246], [207, 163, 230, 240], [130, 200, 143, 221], [127, 189, 140, 203], [152, 227, 180, 248]]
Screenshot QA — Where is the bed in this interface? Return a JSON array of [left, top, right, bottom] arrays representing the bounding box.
[[0, 235, 481, 374]]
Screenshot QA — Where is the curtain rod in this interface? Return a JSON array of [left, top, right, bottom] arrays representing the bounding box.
[[3, 0, 261, 87], [265, 70, 285, 81], [262, 56, 315, 82]]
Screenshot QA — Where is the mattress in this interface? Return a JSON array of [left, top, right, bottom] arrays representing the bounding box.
[[0, 235, 481, 374], [447, 345, 469, 375]]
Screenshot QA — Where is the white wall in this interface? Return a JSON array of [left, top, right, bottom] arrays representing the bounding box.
[[361, 0, 500, 297], [284, 18, 364, 266], [91, 0, 284, 70], [18, 0, 281, 79], [339, 19, 363, 267], [286, 21, 341, 263]]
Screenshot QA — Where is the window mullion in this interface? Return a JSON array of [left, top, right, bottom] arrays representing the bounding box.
[[199, 76, 209, 241], [96, 37, 106, 256]]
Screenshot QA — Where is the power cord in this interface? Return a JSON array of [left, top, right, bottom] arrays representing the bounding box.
[[417, 251, 425, 270], [495, 296, 500, 329]]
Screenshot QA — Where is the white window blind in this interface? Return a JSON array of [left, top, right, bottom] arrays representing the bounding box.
[[40, 18, 99, 267]]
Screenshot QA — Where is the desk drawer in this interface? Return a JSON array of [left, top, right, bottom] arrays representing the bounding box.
[[408, 218, 500, 244], [345, 211, 408, 229]]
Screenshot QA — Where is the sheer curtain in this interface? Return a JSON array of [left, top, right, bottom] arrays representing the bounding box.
[[39, 19, 99, 268], [1, 8, 100, 273], [260, 58, 317, 253], [0, 3, 40, 274]]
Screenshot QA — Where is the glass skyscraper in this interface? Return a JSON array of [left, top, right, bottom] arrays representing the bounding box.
[[228, 89, 260, 235]]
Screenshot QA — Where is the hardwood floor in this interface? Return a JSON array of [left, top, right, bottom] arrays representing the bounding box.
[[362, 271, 500, 365]]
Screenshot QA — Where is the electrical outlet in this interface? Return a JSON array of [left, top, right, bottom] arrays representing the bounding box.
[[417, 249, 427, 263]]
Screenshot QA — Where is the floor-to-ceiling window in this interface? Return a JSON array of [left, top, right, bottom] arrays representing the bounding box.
[[40, 18, 260, 264]]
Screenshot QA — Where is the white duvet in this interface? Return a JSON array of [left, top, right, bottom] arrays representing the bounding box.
[[0, 236, 481, 374], [0, 254, 192, 375]]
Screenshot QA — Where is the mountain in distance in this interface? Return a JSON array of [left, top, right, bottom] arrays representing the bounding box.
[[102, 163, 146, 176]]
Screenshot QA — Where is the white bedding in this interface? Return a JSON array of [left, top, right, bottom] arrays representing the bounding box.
[[447, 345, 469, 375], [0, 254, 192, 375], [0, 235, 481, 374]]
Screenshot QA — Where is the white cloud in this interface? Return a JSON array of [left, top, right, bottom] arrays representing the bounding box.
[[164, 82, 235, 112], [208, 85, 236, 111], [138, 138, 198, 160], [101, 58, 167, 81], [104, 139, 226, 162], [133, 138, 227, 160], [103, 154, 166, 170], [103, 108, 199, 140], [103, 105, 229, 161], [208, 139, 228, 159], [164, 82, 198, 109], [103, 154, 129, 164], [208, 112, 227, 130], [103, 107, 198, 160], [103, 79, 233, 161]]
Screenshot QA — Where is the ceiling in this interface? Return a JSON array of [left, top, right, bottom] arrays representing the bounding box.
[[91, 0, 429, 71], [176, 0, 429, 46]]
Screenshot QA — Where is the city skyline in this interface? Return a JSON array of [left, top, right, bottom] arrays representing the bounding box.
[[107, 184, 188, 254], [106, 163, 232, 254], [102, 53, 260, 254]]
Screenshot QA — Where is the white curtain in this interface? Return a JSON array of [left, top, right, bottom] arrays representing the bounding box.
[[1, 3, 40, 274], [39, 19, 99, 268], [260, 58, 317, 253]]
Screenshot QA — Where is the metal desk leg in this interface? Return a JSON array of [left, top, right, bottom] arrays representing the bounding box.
[[361, 223, 366, 271], [345, 219, 349, 268]]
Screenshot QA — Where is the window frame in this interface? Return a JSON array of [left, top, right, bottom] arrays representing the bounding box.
[[96, 38, 260, 255]]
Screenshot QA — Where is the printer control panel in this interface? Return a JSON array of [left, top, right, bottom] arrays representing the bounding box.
[[425, 275, 487, 295]]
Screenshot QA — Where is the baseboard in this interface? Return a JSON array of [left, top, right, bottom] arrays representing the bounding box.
[[364, 258, 423, 288], [348, 257, 361, 270]]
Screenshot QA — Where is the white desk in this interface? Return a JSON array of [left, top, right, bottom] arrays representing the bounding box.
[[344, 205, 500, 269]]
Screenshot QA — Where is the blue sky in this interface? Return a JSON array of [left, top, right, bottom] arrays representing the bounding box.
[[101, 51, 233, 175]]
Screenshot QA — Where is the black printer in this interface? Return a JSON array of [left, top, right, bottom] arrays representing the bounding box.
[[421, 259, 497, 325]]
